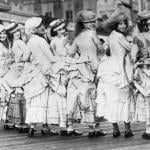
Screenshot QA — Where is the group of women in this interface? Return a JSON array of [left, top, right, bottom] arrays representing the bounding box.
[[0, 9, 150, 139]]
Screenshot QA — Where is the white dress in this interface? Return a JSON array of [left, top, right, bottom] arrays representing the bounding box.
[[67, 28, 104, 125], [96, 31, 137, 123], [22, 35, 51, 124], [0, 42, 13, 121], [47, 36, 69, 128]]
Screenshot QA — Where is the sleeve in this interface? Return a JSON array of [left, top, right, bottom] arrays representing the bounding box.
[[39, 39, 62, 63], [14, 40, 29, 62], [118, 34, 131, 51], [92, 31, 105, 54], [23, 45, 31, 62], [68, 40, 78, 57], [50, 40, 56, 55]]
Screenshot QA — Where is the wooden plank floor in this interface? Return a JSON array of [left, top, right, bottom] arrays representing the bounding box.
[[0, 122, 150, 150]]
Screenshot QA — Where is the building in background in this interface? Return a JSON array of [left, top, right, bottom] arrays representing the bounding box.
[[0, 0, 37, 25], [1, 0, 149, 25], [24, 0, 96, 22]]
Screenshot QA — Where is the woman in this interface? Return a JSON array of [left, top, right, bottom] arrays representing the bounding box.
[[96, 12, 138, 138], [23, 17, 66, 136], [66, 10, 106, 137], [0, 24, 13, 123], [2, 23, 29, 130]]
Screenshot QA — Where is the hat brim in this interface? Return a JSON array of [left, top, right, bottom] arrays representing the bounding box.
[[53, 23, 65, 32], [82, 18, 97, 23], [9, 26, 21, 34]]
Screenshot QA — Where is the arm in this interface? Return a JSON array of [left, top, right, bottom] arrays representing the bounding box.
[[68, 40, 78, 57], [92, 31, 105, 54]]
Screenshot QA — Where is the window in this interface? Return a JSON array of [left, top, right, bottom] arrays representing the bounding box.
[[45, 12, 52, 17], [66, 10, 73, 21]]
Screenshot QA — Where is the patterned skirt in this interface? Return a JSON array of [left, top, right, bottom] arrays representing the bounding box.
[[7, 92, 26, 124], [67, 78, 96, 125], [134, 93, 150, 125]]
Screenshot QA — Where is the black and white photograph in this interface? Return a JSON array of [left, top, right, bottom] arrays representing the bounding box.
[[0, 0, 150, 149]]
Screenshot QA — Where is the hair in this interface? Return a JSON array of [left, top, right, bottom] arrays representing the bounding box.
[[0, 31, 9, 49], [50, 27, 58, 37], [112, 19, 128, 34], [50, 24, 66, 37], [137, 19, 148, 33], [6, 30, 22, 48]]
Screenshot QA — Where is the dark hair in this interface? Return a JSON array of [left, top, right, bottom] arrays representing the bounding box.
[[0, 31, 9, 49], [112, 19, 128, 34], [6, 30, 22, 48], [50, 27, 58, 37], [137, 19, 148, 33], [50, 25, 66, 37]]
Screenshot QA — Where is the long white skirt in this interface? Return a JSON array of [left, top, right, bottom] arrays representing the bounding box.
[[25, 88, 48, 124], [96, 82, 134, 123], [67, 78, 96, 125], [96, 56, 134, 123], [47, 92, 67, 128]]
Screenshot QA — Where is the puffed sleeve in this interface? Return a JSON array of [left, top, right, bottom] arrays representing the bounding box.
[[118, 34, 131, 51], [39, 38, 63, 63]]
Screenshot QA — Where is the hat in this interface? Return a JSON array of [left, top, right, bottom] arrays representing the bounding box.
[[138, 58, 150, 66], [138, 11, 150, 20], [147, 19, 150, 24], [101, 12, 128, 30], [118, 0, 132, 9], [49, 19, 65, 32], [25, 17, 42, 30], [5, 23, 20, 34], [0, 24, 5, 33], [77, 10, 97, 23]]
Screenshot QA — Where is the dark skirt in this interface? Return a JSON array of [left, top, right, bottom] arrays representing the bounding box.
[[6, 93, 26, 124]]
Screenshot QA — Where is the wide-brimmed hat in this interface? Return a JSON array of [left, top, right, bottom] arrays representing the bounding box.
[[0, 24, 5, 33], [77, 10, 97, 23], [5, 23, 21, 34], [100, 12, 128, 31], [138, 11, 150, 20], [108, 12, 128, 26], [138, 58, 150, 66], [49, 19, 65, 32]]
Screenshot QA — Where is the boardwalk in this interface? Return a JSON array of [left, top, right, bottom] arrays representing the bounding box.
[[0, 122, 150, 150]]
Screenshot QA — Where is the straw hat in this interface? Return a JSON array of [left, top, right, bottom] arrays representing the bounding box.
[[138, 58, 150, 66], [5, 23, 20, 34], [49, 19, 65, 32], [76, 10, 97, 23], [138, 11, 150, 20]]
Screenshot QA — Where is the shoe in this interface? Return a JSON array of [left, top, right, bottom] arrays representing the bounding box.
[[67, 130, 82, 136], [113, 131, 121, 138], [94, 130, 107, 137], [88, 131, 95, 138], [142, 132, 150, 139], [27, 128, 34, 137], [60, 130, 68, 136], [124, 131, 134, 138]]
